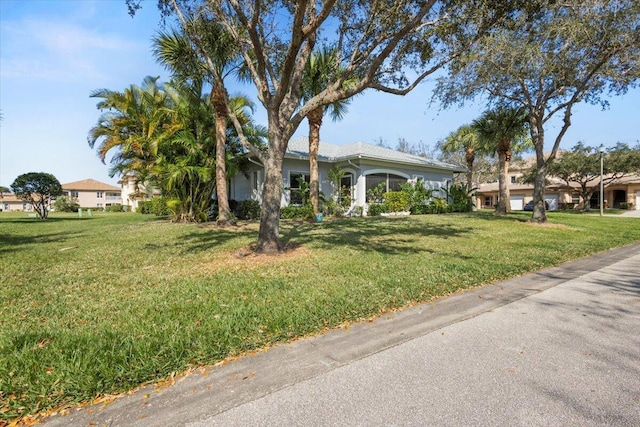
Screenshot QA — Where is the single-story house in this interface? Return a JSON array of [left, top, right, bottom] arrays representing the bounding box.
[[230, 137, 466, 212], [62, 179, 122, 209]]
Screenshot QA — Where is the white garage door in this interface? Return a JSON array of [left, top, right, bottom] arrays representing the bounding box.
[[636, 193, 640, 210], [545, 194, 559, 211], [510, 195, 525, 211]]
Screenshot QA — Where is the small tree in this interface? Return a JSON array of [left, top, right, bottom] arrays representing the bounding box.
[[10, 173, 63, 219]]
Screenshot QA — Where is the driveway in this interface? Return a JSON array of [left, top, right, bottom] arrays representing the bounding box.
[[44, 243, 640, 427]]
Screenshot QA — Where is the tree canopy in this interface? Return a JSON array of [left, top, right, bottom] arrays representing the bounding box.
[[10, 172, 63, 220], [434, 0, 640, 222]]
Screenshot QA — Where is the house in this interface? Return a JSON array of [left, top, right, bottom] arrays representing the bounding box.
[[61, 179, 122, 209], [475, 157, 640, 211], [230, 137, 466, 211], [0, 193, 33, 212], [119, 174, 161, 212]]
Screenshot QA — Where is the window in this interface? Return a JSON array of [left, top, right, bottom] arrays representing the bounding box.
[[366, 173, 406, 201], [484, 196, 493, 207], [252, 171, 260, 192], [571, 193, 580, 205], [97, 192, 103, 198], [71, 191, 79, 198], [4, 204, 9, 211], [289, 172, 310, 205], [97, 203, 103, 208], [510, 176, 516, 184]]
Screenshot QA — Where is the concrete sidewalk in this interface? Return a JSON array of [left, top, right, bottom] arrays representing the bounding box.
[[44, 243, 640, 426]]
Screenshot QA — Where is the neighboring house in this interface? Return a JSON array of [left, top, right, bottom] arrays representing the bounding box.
[[0, 193, 33, 212], [120, 174, 161, 212], [476, 157, 640, 211], [61, 179, 122, 209], [230, 137, 465, 212]]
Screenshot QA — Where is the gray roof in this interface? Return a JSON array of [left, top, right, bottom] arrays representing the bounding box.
[[286, 137, 465, 173]]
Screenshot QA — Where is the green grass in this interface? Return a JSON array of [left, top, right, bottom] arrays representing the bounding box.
[[1, 210, 639, 421]]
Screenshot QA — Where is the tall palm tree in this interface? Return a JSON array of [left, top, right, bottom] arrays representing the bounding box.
[[439, 124, 484, 195], [300, 47, 354, 215], [472, 107, 529, 215], [153, 23, 245, 225]]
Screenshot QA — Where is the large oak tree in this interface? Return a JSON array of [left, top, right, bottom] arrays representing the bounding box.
[[129, 0, 523, 253], [434, 0, 640, 222]]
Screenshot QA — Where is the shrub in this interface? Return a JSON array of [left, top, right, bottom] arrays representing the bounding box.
[[383, 191, 410, 212], [236, 200, 261, 220], [150, 197, 170, 216], [400, 181, 433, 212], [367, 203, 389, 217], [52, 196, 80, 213], [619, 202, 633, 210], [105, 204, 124, 212], [280, 204, 314, 220], [138, 201, 152, 214], [410, 204, 430, 215], [428, 198, 451, 214]]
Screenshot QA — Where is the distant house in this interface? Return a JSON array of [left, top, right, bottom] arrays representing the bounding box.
[[0, 193, 32, 212], [119, 174, 161, 212], [475, 157, 640, 211], [61, 179, 122, 209], [230, 137, 465, 212]]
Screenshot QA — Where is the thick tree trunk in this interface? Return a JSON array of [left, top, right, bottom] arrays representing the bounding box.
[[307, 107, 323, 215], [211, 85, 235, 225], [531, 150, 548, 222], [256, 146, 285, 255]]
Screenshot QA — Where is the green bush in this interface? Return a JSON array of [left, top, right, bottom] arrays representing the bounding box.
[[236, 200, 260, 220], [383, 191, 410, 212], [52, 196, 80, 213], [619, 202, 632, 210], [410, 204, 430, 215], [280, 204, 314, 220], [150, 197, 170, 216], [105, 204, 123, 213], [367, 203, 389, 216], [428, 198, 451, 214], [138, 201, 152, 215]]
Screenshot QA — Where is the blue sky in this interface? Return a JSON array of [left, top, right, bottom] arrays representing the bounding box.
[[1, 1, 639, 188]]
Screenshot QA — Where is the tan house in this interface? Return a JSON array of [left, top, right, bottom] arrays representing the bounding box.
[[476, 158, 640, 211], [1, 193, 33, 212], [62, 179, 122, 209]]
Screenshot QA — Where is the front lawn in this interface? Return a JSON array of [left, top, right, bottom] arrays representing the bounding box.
[[1, 211, 638, 422]]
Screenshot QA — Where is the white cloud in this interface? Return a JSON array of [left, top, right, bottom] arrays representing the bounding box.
[[0, 18, 142, 83]]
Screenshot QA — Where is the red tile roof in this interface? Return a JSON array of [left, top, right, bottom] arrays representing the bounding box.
[[62, 179, 120, 192]]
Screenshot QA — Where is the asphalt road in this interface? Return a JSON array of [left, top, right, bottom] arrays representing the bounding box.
[[43, 243, 640, 427]]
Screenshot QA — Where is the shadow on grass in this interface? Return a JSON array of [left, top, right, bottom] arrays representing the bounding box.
[[282, 215, 475, 255], [0, 232, 74, 255]]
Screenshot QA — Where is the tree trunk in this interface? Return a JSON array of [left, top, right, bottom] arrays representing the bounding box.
[[496, 151, 507, 214], [211, 85, 235, 225], [465, 147, 475, 207], [307, 107, 323, 215], [530, 118, 548, 223], [530, 149, 548, 222], [256, 142, 285, 255]]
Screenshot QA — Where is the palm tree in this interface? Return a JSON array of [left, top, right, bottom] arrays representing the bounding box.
[[472, 107, 529, 215], [88, 76, 172, 178], [439, 124, 484, 197], [300, 47, 354, 215], [153, 23, 245, 225]]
